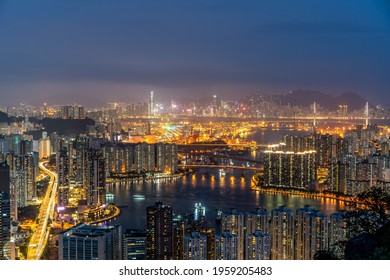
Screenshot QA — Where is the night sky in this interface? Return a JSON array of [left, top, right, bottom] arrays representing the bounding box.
[[1, 0, 390, 106]]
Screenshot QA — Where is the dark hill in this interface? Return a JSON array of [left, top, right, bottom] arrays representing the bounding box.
[[0, 111, 22, 123], [282, 90, 367, 111], [30, 117, 95, 137]]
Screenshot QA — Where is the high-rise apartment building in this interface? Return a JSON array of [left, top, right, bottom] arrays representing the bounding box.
[[246, 208, 269, 235], [146, 202, 173, 260], [215, 230, 239, 260], [86, 149, 106, 208], [295, 205, 329, 260], [245, 230, 271, 260], [221, 209, 244, 260], [183, 231, 207, 260], [57, 147, 70, 208], [61, 105, 85, 119], [0, 192, 11, 260], [270, 206, 294, 260], [264, 150, 316, 190]]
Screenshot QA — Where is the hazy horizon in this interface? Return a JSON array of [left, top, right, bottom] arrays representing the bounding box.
[[1, 0, 390, 106]]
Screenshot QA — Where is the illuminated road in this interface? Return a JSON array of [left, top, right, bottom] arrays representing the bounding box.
[[178, 164, 261, 171], [27, 161, 58, 260]]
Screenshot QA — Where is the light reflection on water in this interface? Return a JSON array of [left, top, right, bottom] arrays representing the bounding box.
[[108, 169, 343, 230], [108, 128, 344, 230]]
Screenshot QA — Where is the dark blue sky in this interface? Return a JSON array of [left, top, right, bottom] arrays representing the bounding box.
[[1, 0, 390, 106]]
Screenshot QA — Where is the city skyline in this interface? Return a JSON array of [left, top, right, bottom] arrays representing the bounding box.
[[1, 1, 390, 106], [1, 0, 390, 261]]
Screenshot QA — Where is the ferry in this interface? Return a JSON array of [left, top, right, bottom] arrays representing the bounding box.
[[133, 194, 145, 200]]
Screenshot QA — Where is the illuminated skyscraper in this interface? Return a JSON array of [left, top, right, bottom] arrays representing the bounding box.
[[38, 137, 51, 160], [86, 149, 106, 208], [61, 105, 85, 119], [246, 208, 269, 235], [264, 150, 316, 190], [183, 232, 207, 260], [146, 201, 173, 260], [295, 205, 329, 260], [57, 147, 70, 208], [215, 230, 239, 260], [221, 209, 244, 260], [270, 206, 294, 260], [0, 162, 10, 194], [150, 91, 154, 116], [0, 192, 11, 259], [329, 211, 347, 258], [245, 230, 271, 260], [189, 217, 216, 260]]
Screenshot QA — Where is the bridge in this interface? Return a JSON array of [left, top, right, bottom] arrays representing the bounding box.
[[178, 164, 262, 171], [178, 143, 268, 148], [212, 154, 263, 164]]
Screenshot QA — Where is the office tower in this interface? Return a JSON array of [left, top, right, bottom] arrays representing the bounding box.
[[123, 229, 146, 260], [146, 201, 173, 260], [86, 149, 106, 208], [270, 206, 294, 260], [295, 205, 329, 260], [246, 208, 269, 235], [58, 223, 122, 260], [221, 209, 244, 260], [215, 230, 239, 260], [183, 232, 207, 260], [245, 230, 271, 260], [0, 192, 11, 259], [57, 147, 70, 208], [150, 91, 154, 116]]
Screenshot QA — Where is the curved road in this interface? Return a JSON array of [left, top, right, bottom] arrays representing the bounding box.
[[27, 161, 58, 260]]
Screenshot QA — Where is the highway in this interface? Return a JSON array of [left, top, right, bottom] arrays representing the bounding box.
[[27, 161, 58, 260]]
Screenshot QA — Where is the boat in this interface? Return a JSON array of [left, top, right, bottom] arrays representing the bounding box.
[[133, 195, 145, 200]]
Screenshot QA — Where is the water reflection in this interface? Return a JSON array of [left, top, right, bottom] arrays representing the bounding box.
[[108, 169, 343, 230]]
